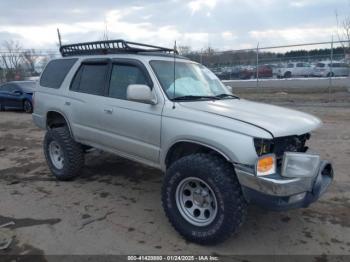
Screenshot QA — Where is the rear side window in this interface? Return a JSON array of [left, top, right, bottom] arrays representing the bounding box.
[[70, 63, 108, 96], [0, 84, 12, 92], [40, 59, 77, 89]]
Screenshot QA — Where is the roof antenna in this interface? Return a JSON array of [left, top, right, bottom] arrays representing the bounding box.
[[172, 40, 177, 109], [57, 28, 62, 48]]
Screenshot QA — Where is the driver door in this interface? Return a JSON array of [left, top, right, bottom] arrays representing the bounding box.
[[101, 59, 163, 165]]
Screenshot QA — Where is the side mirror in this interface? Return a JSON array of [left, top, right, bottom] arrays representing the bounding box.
[[127, 84, 157, 105], [13, 90, 22, 95]]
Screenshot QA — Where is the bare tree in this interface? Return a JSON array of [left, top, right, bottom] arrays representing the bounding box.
[[335, 9, 350, 48], [178, 45, 191, 56], [23, 49, 39, 75], [0, 40, 25, 81]]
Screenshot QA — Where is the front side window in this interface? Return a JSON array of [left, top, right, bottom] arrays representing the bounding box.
[[150, 60, 229, 100], [109, 64, 148, 100], [70, 63, 108, 95]]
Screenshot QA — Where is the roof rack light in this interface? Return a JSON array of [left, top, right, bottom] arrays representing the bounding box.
[[59, 39, 178, 57]]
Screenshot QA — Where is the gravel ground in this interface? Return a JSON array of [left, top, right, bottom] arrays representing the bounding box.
[[0, 90, 349, 259]]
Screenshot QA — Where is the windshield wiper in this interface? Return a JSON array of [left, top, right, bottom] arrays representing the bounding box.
[[215, 93, 240, 99], [172, 95, 220, 101]]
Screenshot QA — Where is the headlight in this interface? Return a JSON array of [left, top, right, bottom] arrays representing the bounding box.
[[254, 138, 274, 156], [282, 152, 320, 178], [256, 154, 276, 176]]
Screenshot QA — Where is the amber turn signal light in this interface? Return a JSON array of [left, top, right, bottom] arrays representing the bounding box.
[[256, 154, 276, 176]]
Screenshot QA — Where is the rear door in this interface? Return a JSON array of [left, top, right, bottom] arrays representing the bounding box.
[[7, 84, 23, 108], [0, 84, 22, 108], [67, 59, 112, 146], [0, 84, 11, 108], [295, 63, 304, 76]]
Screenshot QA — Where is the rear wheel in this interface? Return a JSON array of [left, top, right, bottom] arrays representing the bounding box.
[[327, 72, 335, 77], [23, 100, 33, 113], [162, 154, 247, 245], [44, 127, 84, 181]]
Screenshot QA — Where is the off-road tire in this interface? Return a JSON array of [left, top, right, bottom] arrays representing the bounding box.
[[162, 154, 247, 245], [44, 127, 84, 181]]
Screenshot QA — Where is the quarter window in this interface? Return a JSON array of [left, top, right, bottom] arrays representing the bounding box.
[[109, 64, 148, 100], [40, 59, 77, 89]]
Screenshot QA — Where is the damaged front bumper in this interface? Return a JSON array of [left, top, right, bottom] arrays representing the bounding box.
[[235, 153, 334, 211]]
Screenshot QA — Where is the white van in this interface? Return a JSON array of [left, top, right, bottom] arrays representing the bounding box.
[[313, 62, 349, 77]]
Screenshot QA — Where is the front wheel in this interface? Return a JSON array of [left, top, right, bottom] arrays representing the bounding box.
[[23, 100, 33, 113], [284, 71, 292, 78], [43, 127, 84, 181], [162, 154, 247, 245]]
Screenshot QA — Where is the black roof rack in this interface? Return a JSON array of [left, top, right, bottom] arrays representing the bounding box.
[[59, 39, 178, 57]]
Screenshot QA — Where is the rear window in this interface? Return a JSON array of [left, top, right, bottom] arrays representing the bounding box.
[[40, 59, 77, 89]]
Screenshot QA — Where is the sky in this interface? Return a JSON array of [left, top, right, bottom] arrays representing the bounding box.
[[0, 0, 349, 51]]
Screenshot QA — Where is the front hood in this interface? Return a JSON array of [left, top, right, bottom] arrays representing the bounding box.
[[180, 99, 322, 137]]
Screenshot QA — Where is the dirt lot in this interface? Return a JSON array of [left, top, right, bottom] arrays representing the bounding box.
[[0, 90, 350, 259]]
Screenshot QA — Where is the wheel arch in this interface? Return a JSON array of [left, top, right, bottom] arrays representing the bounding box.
[[163, 140, 233, 171], [46, 110, 74, 138]]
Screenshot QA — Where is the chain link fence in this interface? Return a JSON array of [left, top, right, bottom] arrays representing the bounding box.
[[186, 40, 350, 87], [1, 39, 350, 90]]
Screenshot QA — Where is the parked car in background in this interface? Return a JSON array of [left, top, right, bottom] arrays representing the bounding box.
[[216, 66, 241, 80], [238, 66, 253, 79], [0, 81, 36, 113], [254, 65, 273, 78], [277, 62, 313, 78], [312, 62, 349, 77], [232, 65, 274, 79]]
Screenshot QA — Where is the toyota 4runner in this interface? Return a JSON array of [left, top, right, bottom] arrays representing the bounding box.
[[32, 40, 334, 245]]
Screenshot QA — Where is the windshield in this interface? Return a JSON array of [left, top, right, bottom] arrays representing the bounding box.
[[150, 60, 230, 100]]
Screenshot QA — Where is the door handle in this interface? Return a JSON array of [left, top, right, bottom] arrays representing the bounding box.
[[104, 108, 113, 114], [65, 101, 71, 106]]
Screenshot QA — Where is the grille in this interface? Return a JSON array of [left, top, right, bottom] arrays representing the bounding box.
[[273, 133, 310, 159]]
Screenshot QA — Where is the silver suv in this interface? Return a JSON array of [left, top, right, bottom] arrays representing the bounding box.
[[33, 40, 334, 245]]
